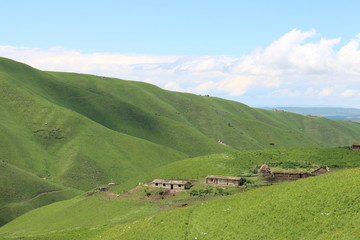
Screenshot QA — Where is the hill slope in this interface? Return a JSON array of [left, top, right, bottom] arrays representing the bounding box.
[[102, 168, 359, 240], [2, 56, 360, 225], [0, 147, 359, 237], [1, 167, 358, 240], [112, 147, 360, 192], [0, 162, 81, 226]]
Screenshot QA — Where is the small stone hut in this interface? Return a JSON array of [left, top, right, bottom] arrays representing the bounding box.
[[205, 175, 244, 186], [151, 179, 191, 190], [257, 164, 271, 175], [351, 143, 360, 151]]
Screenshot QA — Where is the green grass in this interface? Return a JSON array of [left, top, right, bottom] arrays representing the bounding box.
[[1, 147, 359, 238], [113, 147, 360, 192], [266, 161, 318, 172], [95, 168, 360, 240], [2, 168, 358, 240], [0, 163, 81, 226], [0, 195, 162, 237], [2, 56, 360, 226]]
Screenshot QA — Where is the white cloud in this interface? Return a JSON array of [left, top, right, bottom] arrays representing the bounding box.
[[217, 76, 254, 96], [191, 75, 253, 96], [1, 29, 360, 107], [319, 88, 334, 97], [164, 81, 182, 91], [341, 89, 360, 97]]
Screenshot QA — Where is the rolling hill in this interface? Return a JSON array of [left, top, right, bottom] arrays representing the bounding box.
[[100, 167, 360, 240], [0, 147, 359, 239], [0, 166, 358, 239], [0, 162, 81, 226], [1, 56, 360, 226]]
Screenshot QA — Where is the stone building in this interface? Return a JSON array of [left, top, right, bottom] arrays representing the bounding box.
[[151, 179, 191, 190], [351, 143, 360, 151], [205, 175, 244, 186]]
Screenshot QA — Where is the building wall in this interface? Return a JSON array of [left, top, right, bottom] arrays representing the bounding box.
[[264, 172, 310, 181], [206, 178, 241, 186], [152, 182, 188, 190], [352, 146, 360, 151]]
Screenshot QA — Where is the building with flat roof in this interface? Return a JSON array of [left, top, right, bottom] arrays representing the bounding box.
[[205, 175, 244, 186], [151, 179, 191, 190]]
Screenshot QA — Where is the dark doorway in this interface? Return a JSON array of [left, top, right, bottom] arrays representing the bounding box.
[[171, 184, 174, 190]]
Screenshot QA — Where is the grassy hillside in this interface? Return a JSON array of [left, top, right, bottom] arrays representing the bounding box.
[[0, 147, 359, 238], [1, 167, 358, 239], [112, 147, 360, 192], [0, 162, 81, 226], [2, 56, 360, 226], [99, 168, 360, 240]]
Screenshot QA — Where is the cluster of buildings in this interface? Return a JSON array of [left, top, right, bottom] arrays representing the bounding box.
[[151, 175, 245, 190], [149, 143, 360, 191], [150, 165, 335, 191], [257, 164, 330, 181]]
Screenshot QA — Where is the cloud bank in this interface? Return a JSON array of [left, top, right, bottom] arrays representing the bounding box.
[[1, 29, 360, 107]]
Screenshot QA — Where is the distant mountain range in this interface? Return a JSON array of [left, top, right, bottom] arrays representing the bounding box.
[[263, 107, 360, 122]]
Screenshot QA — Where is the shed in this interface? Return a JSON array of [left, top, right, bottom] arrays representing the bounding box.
[[205, 175, 244, 186], [151, 179, 191, 190], [257, 164, 271, 175], [351, 143, 360, 151]]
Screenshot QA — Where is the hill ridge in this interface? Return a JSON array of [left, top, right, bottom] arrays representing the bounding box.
[[1, 56, 360, 226]]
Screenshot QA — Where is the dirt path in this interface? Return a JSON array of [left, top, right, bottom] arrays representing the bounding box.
[[29, 189, 68, 201]]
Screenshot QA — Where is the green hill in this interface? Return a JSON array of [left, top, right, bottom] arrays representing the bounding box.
[[1, 56, 360, 226], [0, 147, 359, 239], [0, 162, 81, 226], [112, 147, 360, 192], [100, 168, 360, 240], [0, 167, 358, 239]]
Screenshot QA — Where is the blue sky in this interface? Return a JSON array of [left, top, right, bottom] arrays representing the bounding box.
[[1, 0, 360, 107]]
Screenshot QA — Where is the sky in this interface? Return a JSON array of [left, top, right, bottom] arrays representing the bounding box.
[[1, 0, 360, 108]]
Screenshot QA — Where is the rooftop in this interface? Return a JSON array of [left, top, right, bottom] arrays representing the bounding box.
[[152, 179, 190, 184], [206, 175, 242, 180]]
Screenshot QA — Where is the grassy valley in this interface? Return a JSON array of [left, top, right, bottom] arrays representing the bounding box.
[[0, 57, 360, 238], [0, 162, 81, 226]]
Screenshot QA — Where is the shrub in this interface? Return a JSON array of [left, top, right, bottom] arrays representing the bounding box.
[[189, 189, 199, 197]]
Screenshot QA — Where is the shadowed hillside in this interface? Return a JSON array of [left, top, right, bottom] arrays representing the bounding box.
[[1, 57, 360, 225]]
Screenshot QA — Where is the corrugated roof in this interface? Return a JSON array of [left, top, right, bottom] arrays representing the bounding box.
[[205, 175, 242, 180], [152, 179, 190, 184], [352, 143, 360, 146]]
